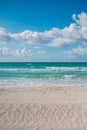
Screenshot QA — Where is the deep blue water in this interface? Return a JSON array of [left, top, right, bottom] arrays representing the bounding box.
[[0, 62, 87, 87]]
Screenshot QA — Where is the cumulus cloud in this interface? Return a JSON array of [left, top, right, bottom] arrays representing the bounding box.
[[0, 12, 87, 46], [72, 12, 87, 27], [0, 28, 13, 44]]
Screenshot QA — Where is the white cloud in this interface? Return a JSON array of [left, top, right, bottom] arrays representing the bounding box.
[[14, 49, 20, 56], [72, 12, 87, 27], [0, 47, 9, 55], [14, 48, 33, 57], [0, 47, 33, 57], [0, 12, 87, 46], [0, 28, 13, 44], [65, 46, 87, 59]]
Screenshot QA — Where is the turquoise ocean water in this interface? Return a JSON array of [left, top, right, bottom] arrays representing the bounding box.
[[0, 62, 87, 87]]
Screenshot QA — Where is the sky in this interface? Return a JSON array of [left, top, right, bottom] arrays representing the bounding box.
[[0, 0, 87, 62]]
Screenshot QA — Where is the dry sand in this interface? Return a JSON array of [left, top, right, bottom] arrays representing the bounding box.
[[0, 86, 87, 130]]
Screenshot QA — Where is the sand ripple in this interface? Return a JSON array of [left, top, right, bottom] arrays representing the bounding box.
[[0, 103, 87, 130]]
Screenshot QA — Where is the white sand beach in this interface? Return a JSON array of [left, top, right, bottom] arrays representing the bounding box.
[[0, 86, 87, 130]]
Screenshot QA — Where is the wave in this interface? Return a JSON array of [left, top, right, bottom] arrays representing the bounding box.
[[0, 63, 87, 87], [0, 67, 87, 72], [0, 76, 87, 87], [45, 67, 87, 71]]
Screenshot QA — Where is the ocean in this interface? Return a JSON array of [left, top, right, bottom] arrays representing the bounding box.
[[0, 62, 87, 87]]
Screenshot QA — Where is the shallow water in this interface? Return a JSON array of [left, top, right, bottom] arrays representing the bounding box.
[[0, 62, 87, 87]]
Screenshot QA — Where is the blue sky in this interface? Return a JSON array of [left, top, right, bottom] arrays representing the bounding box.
[[0, 0, 87, 62]]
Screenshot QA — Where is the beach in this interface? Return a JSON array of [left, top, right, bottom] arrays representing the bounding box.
[[0, 0, 87, 128], [0, 86, 87, 130]]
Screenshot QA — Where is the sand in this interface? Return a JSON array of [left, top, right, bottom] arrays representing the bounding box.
[[0, 86, 87, 130]]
